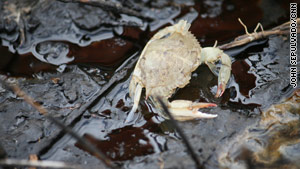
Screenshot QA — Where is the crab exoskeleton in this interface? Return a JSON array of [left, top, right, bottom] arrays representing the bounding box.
[[126, 20, 231, 122]]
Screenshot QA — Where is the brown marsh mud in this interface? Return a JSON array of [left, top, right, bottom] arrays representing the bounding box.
[[0, 0, 299, 168]]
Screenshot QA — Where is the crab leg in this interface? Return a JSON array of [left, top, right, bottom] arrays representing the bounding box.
[[167, 100, 218, 121], [201, 47, 232, 97], [126, 82, 142, 123]]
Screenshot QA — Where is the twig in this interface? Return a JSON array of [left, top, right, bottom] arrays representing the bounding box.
[[3, 3, 27, 47], [219, 18, 300, 50], [254, 23, 264, 33], [238, 18, 251, 35], [158, 154, 165, 169], [0, 80, 117, 169], [29, 154, 38, 169], [0, 159, 81, 169], [46, 113, 115, 168], [157, 97, 203, 169]]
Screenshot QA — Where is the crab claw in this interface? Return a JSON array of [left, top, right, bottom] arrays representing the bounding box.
[[201, 47, 231, 98], [168, 100, 218, 121], [216, 83, 225, 97], [215, 52, 231, 97]]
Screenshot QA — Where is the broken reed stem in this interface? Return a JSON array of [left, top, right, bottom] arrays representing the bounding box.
[[1, 81, 117, 169], [10, 83, 48, 115], [218, 18, 300, 50], [0, 159, 81, 169], [157, 97, 203, 169]]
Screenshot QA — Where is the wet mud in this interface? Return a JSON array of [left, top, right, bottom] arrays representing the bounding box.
[[219, 89, 300, 169], [0, 0, 299, 168]]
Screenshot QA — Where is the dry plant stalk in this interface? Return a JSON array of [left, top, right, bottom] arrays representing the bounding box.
[[0, 159, 81, 169], [218, 18, 300, 50]]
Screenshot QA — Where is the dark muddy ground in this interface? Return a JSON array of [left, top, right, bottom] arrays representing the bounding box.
[[0, 0, 299, 169]]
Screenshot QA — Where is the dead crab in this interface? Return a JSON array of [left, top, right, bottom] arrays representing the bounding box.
[[126, 20, 231, 122]]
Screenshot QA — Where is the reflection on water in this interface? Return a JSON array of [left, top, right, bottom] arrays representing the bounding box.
[[75, 123, 167, 161], [219, 90, 300, 169]]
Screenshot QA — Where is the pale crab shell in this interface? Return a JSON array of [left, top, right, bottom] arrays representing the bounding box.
[[134, 25, 202, 99]]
